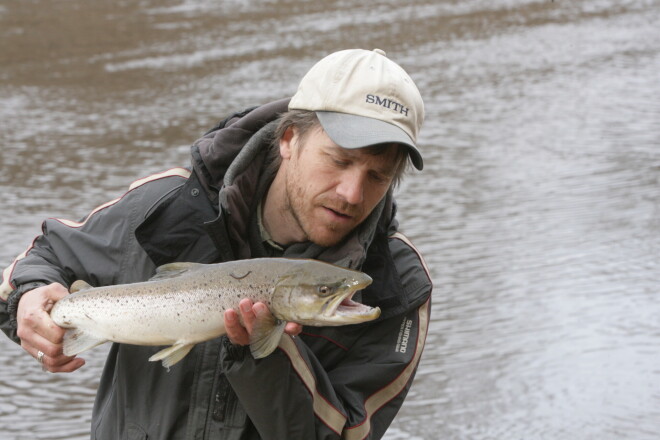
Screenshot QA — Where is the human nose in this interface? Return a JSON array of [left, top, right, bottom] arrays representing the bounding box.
[[336, 170, 365, 205]]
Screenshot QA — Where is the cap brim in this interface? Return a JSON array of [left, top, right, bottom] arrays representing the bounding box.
[[316, 111, 423, 170]]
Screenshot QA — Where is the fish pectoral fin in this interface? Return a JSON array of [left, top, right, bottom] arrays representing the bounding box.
[[62, 328, 107, 356], [149, 343, 195, 369], [69, 280, 94, 293], [249, 317, 287, 359], [149, 262, 205, 281]]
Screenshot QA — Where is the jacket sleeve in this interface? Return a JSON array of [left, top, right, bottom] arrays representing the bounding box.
[[0, 168, 192, 343], [222, 234, 432, 440]]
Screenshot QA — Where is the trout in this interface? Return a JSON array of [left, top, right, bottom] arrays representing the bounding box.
[[50, 258, 378, 368]]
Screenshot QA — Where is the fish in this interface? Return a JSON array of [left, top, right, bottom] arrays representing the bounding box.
[[49, 258, 378, 368]]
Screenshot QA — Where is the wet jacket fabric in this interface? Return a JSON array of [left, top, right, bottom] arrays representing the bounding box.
[[0, 98, 433, 440]]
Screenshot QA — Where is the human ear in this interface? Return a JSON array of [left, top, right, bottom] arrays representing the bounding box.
[[279, 126, 296, 159]]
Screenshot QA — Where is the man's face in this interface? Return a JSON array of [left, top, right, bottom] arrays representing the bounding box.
[[280, 125, 400, 247]]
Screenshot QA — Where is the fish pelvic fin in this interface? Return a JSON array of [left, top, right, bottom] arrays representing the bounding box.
[[62, 328, 107, 356], [149, 343, 195, 369], [70, 280, 94, 293], [249, 317, 287, 359], [149, 262, 205, 281]]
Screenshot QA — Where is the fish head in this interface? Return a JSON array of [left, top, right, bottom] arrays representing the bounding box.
[[270, 260, 380, 326]]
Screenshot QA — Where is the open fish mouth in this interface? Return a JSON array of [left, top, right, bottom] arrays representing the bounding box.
[[335, 295, 379, 317], [322, 278, 380, 322]]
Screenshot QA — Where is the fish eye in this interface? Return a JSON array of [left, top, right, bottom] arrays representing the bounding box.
[[317, 285, 335, 296]]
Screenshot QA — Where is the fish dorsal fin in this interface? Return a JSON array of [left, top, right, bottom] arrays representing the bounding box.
[[150, 262, 205, 281], [70, 280, 93, 293]]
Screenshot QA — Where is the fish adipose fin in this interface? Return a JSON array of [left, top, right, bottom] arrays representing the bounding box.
[[62, 328, 107, 356], [249, 316, 287, 359], [149, 343, 195, 369], [149, 262, 205, 281]]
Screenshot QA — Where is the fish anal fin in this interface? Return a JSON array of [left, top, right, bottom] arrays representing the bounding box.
[[149, 263, 205, 281], [70, 280, 94, 293], [249, 316, 287, 359], [148, 343, 195, 369], [62, 328, 107, 356]]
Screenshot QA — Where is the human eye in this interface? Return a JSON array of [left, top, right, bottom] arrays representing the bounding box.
[[331, 156, 350, 168], [369, 171, 390, 185]]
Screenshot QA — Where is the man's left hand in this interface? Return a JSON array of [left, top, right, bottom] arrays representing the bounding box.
[[224, 298, 302, 346]]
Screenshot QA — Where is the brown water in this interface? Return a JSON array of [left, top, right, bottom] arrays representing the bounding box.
[[1, 1, 660, 439]]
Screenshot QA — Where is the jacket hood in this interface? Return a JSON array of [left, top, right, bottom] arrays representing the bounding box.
[[192, 98, 290, 195]]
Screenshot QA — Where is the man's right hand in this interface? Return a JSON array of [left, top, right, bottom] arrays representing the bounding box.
[[16, 283, 85, 373]]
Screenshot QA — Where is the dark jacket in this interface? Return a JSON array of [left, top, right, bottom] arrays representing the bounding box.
[[0, 99, 432, 440]]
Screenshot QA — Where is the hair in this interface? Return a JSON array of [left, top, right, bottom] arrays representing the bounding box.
[[269, 109, 410, 187]]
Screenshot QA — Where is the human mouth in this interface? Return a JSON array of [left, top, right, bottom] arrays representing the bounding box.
[[323, 206, 355, 222]]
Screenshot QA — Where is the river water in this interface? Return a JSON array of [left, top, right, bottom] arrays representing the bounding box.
[[1, 1, 659, 439]]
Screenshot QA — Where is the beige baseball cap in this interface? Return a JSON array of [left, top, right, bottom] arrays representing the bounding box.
[[289, 48, 425, 170]]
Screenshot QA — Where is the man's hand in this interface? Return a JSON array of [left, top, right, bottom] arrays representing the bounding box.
[[16, 283, 85, 373], [224, 298, 302, 346]]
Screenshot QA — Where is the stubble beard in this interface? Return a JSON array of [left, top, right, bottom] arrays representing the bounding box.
[[284, 172, 353, 248]]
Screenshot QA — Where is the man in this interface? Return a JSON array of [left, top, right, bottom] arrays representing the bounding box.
[[1, 48, 432, 439]]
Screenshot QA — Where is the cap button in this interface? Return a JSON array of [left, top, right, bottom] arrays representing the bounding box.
[[372, 48, 387, 57]]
